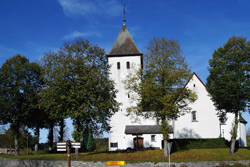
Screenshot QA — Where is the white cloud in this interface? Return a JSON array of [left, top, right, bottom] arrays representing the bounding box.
[[63, 31, 101, 40], [58, 0, 122, 17]]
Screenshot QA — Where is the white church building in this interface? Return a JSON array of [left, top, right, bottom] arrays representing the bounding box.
[[107, 21, 248, 151]]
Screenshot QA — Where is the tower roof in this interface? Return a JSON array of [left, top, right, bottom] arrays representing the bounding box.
[[107, 24, 142, 56]]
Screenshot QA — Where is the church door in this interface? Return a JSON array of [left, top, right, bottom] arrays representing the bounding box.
[[134, 137, 144, 150]]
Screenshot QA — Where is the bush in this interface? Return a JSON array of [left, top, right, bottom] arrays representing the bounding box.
[[169, 138, 232, 152], [95, 138, 108, 151], [247, 136, 250, 147]]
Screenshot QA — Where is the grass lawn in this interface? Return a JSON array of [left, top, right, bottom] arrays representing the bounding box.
[[0, 148, 250, 163]]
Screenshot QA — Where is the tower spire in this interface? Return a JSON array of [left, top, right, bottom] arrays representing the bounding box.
[[123, 4, 126, 25]]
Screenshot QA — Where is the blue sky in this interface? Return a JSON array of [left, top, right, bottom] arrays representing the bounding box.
[[1, 0, 250, 142]]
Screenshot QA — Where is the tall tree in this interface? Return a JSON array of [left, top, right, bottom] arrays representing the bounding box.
[[206, 36, 250, 155], [0, 55, 44, 155], [40, 40, 119, 150], [40, 51, 70, 149], [125, 38, 196, 156]]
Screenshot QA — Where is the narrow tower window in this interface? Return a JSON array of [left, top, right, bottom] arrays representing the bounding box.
[[117, 62, 120, 69], [192, 111, 197, 122], [126, 61, 130, 69]]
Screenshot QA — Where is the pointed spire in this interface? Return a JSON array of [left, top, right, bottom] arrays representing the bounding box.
[[107, 3, 142, 56], [123, 4, 126, 25]]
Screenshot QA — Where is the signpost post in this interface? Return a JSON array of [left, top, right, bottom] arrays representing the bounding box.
[[57, 140, 81, 167]]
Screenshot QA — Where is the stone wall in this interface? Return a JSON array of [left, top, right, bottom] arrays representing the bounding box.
[[0, 158, 249, 167]]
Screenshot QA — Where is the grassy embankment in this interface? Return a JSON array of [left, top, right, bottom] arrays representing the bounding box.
[[0, 148, 250, 163]]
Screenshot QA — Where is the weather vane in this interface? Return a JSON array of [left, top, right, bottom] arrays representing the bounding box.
[[123, 3, 126, 25]]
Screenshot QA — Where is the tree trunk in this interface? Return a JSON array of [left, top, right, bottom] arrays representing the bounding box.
[[14, 135, 19, 155], [12, 123, 20, 155], [59, 119, 65, 142], [230, 137, 236, 156], [34, 126, 40, 152], [229, 112, 239, 156], [163, 139, 169, 157], [48, 122, 54, 151]]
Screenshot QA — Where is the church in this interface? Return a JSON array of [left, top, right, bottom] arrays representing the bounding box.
[[107, 20, 248, 151]]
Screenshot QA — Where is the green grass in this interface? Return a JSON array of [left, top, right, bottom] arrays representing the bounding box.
[[0, 148, 250, 163]]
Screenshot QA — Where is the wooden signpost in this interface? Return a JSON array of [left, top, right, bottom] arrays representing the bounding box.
[[57, 140, 81, 167]]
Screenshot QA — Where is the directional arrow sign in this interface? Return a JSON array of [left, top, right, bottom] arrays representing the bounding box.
[[71, 142, 81, 149], [71, 142, 81, 145], [71, 145, 81, 148], [105, 161, 125, 166], [57, 142, 66, 151]]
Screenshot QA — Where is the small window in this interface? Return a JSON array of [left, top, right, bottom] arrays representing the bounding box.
[[126, 61, 130, 69], [192, 111, 197, 122], [151, 135, 156, 142], [117, 62, 120, 69], [128, 94, 130, 98], [156, 118, 160, 125], [110, 142, 118, 148], [193, 84, 195, 87]]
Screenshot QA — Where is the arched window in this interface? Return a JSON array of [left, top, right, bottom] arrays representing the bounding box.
[[126, 61, 130, 69], [192, 111, 197, 122], [117, 62, 120, 69]]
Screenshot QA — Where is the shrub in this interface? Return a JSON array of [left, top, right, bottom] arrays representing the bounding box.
[[169, 138, 230, 152], [247, 136, 250, 147]]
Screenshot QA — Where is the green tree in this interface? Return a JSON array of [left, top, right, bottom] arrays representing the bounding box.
[[0, 55, 44, 155], [206, 36, 250, 155], [40, 40, 119, 151], [86, 131, 96, 152], [0, 127, 35, 150], [125, 38, 196, 156], [40, 51, 70, 149]]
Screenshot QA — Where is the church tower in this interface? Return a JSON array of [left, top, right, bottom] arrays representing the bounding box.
[[107, 19, 143, 151]]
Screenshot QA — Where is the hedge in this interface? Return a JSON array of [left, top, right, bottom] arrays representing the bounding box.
[[168, 138, 239, 152]]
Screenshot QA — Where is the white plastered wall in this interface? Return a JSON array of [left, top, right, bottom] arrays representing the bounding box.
[[173, 74, 247, 147]]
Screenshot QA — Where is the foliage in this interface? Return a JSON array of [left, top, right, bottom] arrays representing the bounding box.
[[95, 138, 108, 152], [206, 36, 250, 155], [40, 39, 119, 143], [247, 128, 250, 136], [0, 127, 35, 149], [125, 38, 196, 156], [0, 55, 44, 155], [247, 136, 250, 147], [169, 138, 230, 152], [86, 131, 96, 152]]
